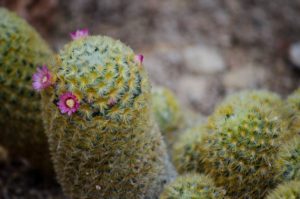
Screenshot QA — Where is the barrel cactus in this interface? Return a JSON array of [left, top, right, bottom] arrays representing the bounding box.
[[0, 8, 53, 173], [40, 34, 176, 198], [266, 180, 300, 199], [203, 100, 286, 199], [160, 174, 227, 199]]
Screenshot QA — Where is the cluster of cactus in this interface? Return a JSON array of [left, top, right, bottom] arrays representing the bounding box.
[[0, 8, 53, 174], [172, 90, 300, 199], [2, 7, 300, 199]]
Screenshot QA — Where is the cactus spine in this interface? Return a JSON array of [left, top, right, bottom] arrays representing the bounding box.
[[0, 8, 53, 173], [160, 174, 227, 199], [41, 35, 176, 198]]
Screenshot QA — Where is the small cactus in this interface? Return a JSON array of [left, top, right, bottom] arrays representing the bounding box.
[[284, 88, 300, 139], [172, 124, 208, 174], [203, 101, 286, 198], [152, 86, 183, 134], [276, 135, 300, 182], [0, 8, 53, 174], [40, 35, 176, 198], [160, 174, 227, 199], [266, 180, 300, 199]]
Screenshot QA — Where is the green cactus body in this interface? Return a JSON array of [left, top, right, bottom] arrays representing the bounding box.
[[276, 136, 300, 182], [41, 36, 176, 198], [203, 102, 285, 199], [160, 174, 227, 199], [266, 180, 300, 199], [0, 8, 53, 173], [285, 88, 300, 139], [172, 124, 208, 174], [152, 86, 183, 134], [207, 90, 283, 130]]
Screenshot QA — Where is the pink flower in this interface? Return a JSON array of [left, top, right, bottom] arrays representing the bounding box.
[[32, 65, 53, 92], [135, 54, 144, 65], [57, 92, 80, 116], [70, 29, 89, 40], [108, 98, 117, 106]]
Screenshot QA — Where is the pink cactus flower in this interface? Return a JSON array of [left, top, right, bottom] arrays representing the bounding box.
[[135, 54, 144, 65], [108, 98, 117, 106], [58, 92, 80, 116], [70, 29, 89, 40], [32, 65, 53, 92]]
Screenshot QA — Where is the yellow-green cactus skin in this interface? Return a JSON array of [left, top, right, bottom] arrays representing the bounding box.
[[207, 90, 283, 130], [172, 124, 208, 174], [276, 136, 300, 182], [266, 180, 300, 199], [0, 8, 53, 173], [203, 102, 286, 199], [152, 86, 183, 134], [41, 35, 176, 199], [285, 88, 300, 138], [160, 174, 227, 199]]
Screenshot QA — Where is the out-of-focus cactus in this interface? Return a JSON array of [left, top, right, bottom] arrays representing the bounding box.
[[172, 124, 208, 174], [266, 180, 300, 199], [276, 136, 300, 182], [203, 100, 286, 199], [0, 8, 53, 173], [152, 86, 183, 134], [40, 35, 176, 199], [284, 88, 300, 139], [160, 174, 227, 199]]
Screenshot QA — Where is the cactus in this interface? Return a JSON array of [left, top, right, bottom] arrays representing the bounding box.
[[160, 174, 227, 199], [203, 101, 286, 199], [40, 35, 176, 198], [284, 88, 300, 138], [152, 86, 183, 134], [172, 124, 208, 174], [207, 90, 283, 130], [0, 8, 53, 173], [276, 136, 300, 182], [266, 180, 300, 199]]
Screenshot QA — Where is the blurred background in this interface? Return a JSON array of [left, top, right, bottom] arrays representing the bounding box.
[[1, 0, 300, 114], [0, 0, 300, 198]]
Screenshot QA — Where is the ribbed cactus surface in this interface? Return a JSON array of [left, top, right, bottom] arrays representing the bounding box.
[[41, 35, 176, 199]]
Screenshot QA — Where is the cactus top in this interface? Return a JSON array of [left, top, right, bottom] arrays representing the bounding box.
[[47, 36, 150, 127]]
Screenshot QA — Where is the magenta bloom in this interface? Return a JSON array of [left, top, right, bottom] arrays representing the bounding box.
[[108, 98, 117, 106], [70, 29, 89, 40], [58, 92, 80, 116], [135, 54, 144, 65], [32, 65, 53, 92]]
